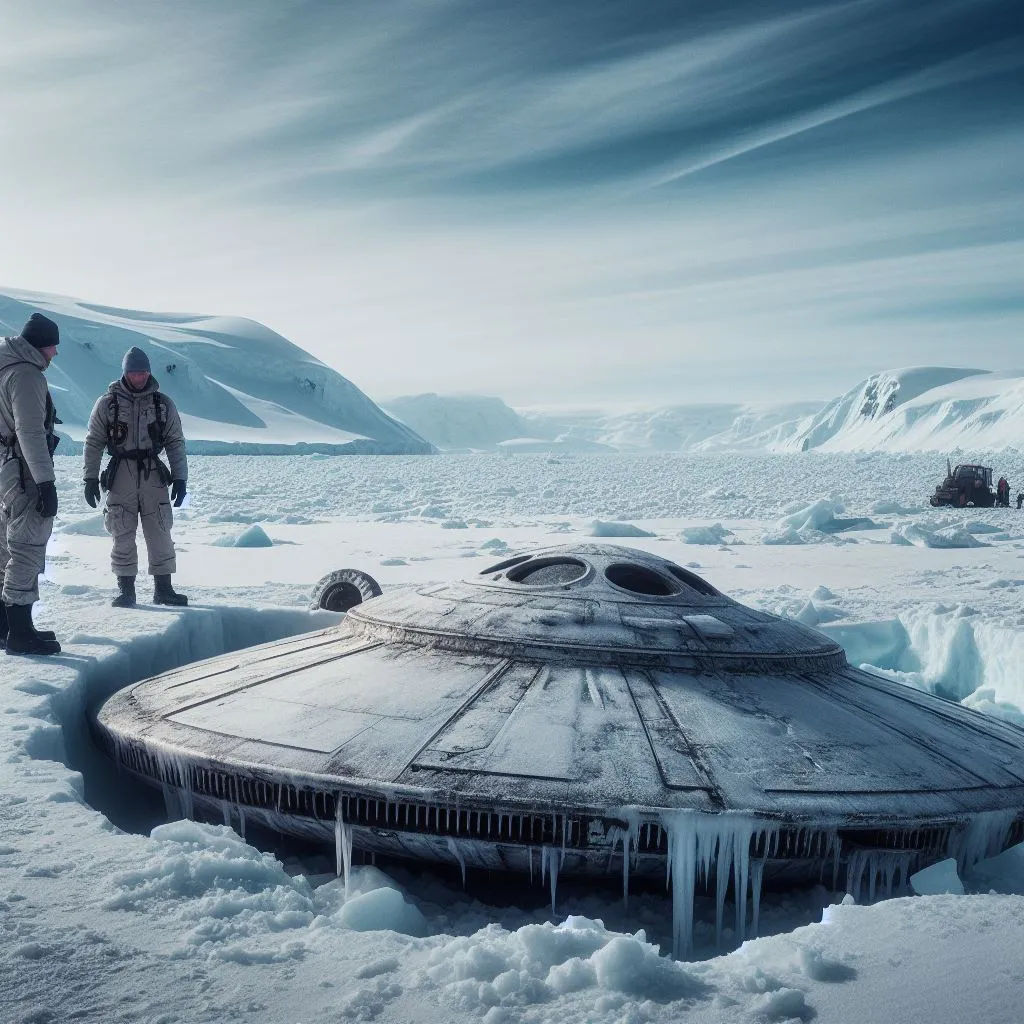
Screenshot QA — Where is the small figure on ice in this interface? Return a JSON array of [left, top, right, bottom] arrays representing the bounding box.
[[1017, 492, 1023, 510], [997, 476, 1010, 507], [83, 346, 189, 608], [0, 313, 62, 655]]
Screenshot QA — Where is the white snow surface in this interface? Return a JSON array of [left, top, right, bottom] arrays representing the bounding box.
[[0, 287, 429, 451], [4, 451, 1024, 1023]]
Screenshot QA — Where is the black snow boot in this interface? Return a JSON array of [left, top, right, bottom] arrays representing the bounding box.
[[153, 575, 188, 607], [112, 576, 137, 608], [1, 600, 56, 646], [4, 603, 61, 656]]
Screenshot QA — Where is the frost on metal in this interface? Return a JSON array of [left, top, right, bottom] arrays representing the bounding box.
[[95, 545, 1024, 956]]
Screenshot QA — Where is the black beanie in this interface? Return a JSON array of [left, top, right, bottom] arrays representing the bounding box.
[[21, 313, 60, 350]]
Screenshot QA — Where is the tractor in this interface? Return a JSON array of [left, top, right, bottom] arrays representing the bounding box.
[[929, 460, 995, 507]]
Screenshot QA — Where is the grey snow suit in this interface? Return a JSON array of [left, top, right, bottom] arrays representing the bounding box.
[[83, 377, 187, 577], [0, 335, 59, 605]]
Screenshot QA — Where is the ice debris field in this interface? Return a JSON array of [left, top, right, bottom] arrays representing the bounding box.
[[4, 450, 1024, 1024]]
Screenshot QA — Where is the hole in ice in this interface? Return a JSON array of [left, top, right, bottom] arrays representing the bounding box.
[[58, 606, 334, 838]]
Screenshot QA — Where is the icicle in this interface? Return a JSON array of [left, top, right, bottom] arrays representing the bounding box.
[[660, 810, 778, 960], [750, 857, 766, 938], [221, 801, 231, 827], [334, 798, 353, 898], [238, 807, 246, 841], [948, 810, 1017, 873], [446, 838, 467, 887], [540, 847, 562, 912]]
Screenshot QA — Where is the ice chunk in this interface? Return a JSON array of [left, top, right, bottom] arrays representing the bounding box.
[[680, 523, 732, 545], [213, 525, 275, 548], [588, 520, 655, 538], [909, 858, 964, 896]]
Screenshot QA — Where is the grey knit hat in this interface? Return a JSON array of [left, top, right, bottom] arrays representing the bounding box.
[[122, 346, 151, 374]]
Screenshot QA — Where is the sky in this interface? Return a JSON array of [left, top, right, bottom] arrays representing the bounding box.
[[1, 0, 1022, 408]]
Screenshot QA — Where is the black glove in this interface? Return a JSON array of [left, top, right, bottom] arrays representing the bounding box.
[[84, 478, 101, 508], [170, 479, 187, 507], [36, 480, 58, 518]]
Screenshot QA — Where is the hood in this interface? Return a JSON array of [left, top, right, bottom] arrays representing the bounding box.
[[108, 375, 161, 400], [0, 335, 47, 375]]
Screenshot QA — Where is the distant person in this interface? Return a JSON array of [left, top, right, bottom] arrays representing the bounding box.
[[998, 477, 1010, 507], [0, 313, 62, 655], [83, 347, 189, 608], [1017, 492, 1023, 510]]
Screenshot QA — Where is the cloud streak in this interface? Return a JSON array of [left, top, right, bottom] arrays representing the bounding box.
[[0, 0, 1021, 405]]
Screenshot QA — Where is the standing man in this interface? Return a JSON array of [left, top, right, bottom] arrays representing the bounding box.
[[0, 313, 62, 656], [83, 346, 189, 608]]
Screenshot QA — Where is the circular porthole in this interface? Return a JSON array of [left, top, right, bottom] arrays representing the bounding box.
[[506, 558, 589, 586], [604, 563, 678, 596]]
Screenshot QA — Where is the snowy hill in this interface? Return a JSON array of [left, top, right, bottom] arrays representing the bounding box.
[[0, 287, 431, 453], [782, 367, 1024, 453]]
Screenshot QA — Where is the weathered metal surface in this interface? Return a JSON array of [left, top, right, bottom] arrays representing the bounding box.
[[95, 544, 1024, 894]]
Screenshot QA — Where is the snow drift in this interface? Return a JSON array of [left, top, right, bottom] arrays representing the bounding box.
[[0, 287, 431, 453]]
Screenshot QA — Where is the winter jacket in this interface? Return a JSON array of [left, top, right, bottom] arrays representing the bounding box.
[[0, 335, 57, 485], [83, 377, 187, 483]]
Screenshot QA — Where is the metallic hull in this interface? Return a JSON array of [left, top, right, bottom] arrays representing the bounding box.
[[95, 544, 1024, 898]]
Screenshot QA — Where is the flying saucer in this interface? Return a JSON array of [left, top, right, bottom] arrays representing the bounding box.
[[94, 544, 1024, 953]]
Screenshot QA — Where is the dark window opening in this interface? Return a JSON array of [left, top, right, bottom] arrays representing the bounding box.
[[506, 558, 588, 586], [604, 563, 677, 596]]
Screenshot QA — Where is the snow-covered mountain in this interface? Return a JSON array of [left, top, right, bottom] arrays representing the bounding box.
[[390, 369, 1024, 455], [383, 394, 533, 451], [781, 367, 1024, 453], [384, 394, 821, 453], [0, 287, 431, 453]]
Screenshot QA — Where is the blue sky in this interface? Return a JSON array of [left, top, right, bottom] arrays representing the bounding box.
[[1, 0, 1021, 407]]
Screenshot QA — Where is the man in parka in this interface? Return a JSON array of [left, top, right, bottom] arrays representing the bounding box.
[[83, 346, 189, 607], [0, 313, 62, 656]]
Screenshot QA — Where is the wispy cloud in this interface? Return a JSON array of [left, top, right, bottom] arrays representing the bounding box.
[[0, 0, 1021, 404]]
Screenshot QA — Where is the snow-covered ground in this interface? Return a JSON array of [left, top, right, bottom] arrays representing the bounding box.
[[4, 451, 1024, 1024]]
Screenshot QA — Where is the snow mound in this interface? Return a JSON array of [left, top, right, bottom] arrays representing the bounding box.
[[214, 524, 275, 548], [588, 520, 655, 538], [1, 286, 430, 452], [424, 916, 707, 1011], [891, 523, 989, 549], [334, 886, 427, 937], [679, 523, 732, 545]]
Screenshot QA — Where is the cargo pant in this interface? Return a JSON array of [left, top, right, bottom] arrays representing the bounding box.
[[104, 461, 176, 576], [0, 459, 53, 605]]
